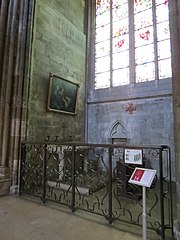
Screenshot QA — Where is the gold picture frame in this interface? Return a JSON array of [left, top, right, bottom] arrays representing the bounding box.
[[47, 72, 80, 115]]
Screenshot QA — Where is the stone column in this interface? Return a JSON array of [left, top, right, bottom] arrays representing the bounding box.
[[170, 0, 180, 239], [0, 0, 16, 192], [0, 0, 34, 195], [9, 0, 35, 194], [84, 0, 95, 142]]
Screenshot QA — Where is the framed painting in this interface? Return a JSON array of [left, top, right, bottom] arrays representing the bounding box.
[[47, 72, 80, 114]]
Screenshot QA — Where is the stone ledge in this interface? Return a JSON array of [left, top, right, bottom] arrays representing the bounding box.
[[174, 220, 180, 240], [0, 178, 11, 196]]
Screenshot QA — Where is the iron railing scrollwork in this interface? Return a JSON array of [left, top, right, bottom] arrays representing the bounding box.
[[19, 142, 174, 239]]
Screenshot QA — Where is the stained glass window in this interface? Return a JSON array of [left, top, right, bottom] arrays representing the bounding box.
[[158, 40, 171, 59], [135, 10, 153, 30], [96, 24, 110, 43], [136, 63, 155, 82], [112, 0, 128, 21], [156, 4, 169, 23], [94, 0, 172, 89], [156, 0, 171, 79], [95, 56, 110, 73], [96, 0, 110, 15], [95, 40, 110, 58], [113, 18, 129, 52], [157, 22, 170, 41], [159, 59, 171, 79], [95, 72, 110, 89], [134, 0, 152, 13], [113, 51, 129, 69], [135, 44, 154, 64], [135, 26, 153, 47], [113, 68, 129, 86]]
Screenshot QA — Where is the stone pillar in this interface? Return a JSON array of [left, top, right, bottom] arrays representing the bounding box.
[[170, 0, 180, 239], [0, 0, 34, 195], [0, 0, 15, 194]]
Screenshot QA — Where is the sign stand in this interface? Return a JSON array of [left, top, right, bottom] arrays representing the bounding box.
[[142, 186, 147, 240], [129, 167, 157, 240]]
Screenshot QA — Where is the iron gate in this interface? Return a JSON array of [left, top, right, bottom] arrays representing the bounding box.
[[19, 142, 174, 239]]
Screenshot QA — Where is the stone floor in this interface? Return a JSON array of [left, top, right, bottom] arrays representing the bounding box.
[[0, 195, 171, 240]]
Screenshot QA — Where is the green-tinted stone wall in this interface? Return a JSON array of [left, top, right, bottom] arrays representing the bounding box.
[[28, 0, 86, 141]]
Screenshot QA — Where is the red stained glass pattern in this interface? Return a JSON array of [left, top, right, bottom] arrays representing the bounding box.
[[95, 0, 171, 88], [135, 0, 152, 13], [114, 26, 128, 37], [113, 19, 129, 51], [139, 30, 150, 40], [113, 34, 129, 52], [156, 0, 168, 5], [96, 0, 110, 15], [135, 27, 153, 47], [135, 0, 152, 7], [112, 0, 128, 20], [156, 0, 171, 78], [135, 7, 152, 47], [116, 39, 125, 48], [135, 1, 154, 82]]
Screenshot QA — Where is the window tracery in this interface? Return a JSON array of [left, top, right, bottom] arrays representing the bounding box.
[[94, 0, 172, 89]]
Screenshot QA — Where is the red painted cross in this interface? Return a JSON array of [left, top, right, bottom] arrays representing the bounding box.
[[126, 103, 136, 114]]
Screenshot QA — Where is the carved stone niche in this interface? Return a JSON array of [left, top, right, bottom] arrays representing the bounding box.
[[109, 121, 129, 170], [109, 120, 129, 145], [110, 121, 140, 198]]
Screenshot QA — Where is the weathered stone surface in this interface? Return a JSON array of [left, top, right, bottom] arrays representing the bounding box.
[[174, 220, 180, 240], [169, 0, 180, 236], [28, 0, 86, 142], [0, 178, 11, 196]]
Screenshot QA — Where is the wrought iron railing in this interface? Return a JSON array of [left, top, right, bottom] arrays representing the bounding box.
[[19, 142, 174, 239]]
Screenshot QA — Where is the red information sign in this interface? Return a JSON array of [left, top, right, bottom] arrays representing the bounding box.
[[129, 168, 157, 188], [131, 169, 145, 182]]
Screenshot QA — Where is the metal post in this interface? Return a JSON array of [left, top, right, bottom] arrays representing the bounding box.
[[142, 186, 147, 240], [159, 148, 165, 239], [42, 144, 47, 204], [108, 146, 113, 224], [19, 142, 26, 195], [168, 147, 174, 237], [71, 146, 75, 212]]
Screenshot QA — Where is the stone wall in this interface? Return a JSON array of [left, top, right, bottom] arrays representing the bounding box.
[[170, 0, 180, 238], [86, 0, 175, 179], [28, 0, 86, 142], [87, 94, 175, 179]]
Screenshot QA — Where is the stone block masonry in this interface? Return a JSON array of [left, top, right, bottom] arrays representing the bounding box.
[[28, 0, 86, 142]]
